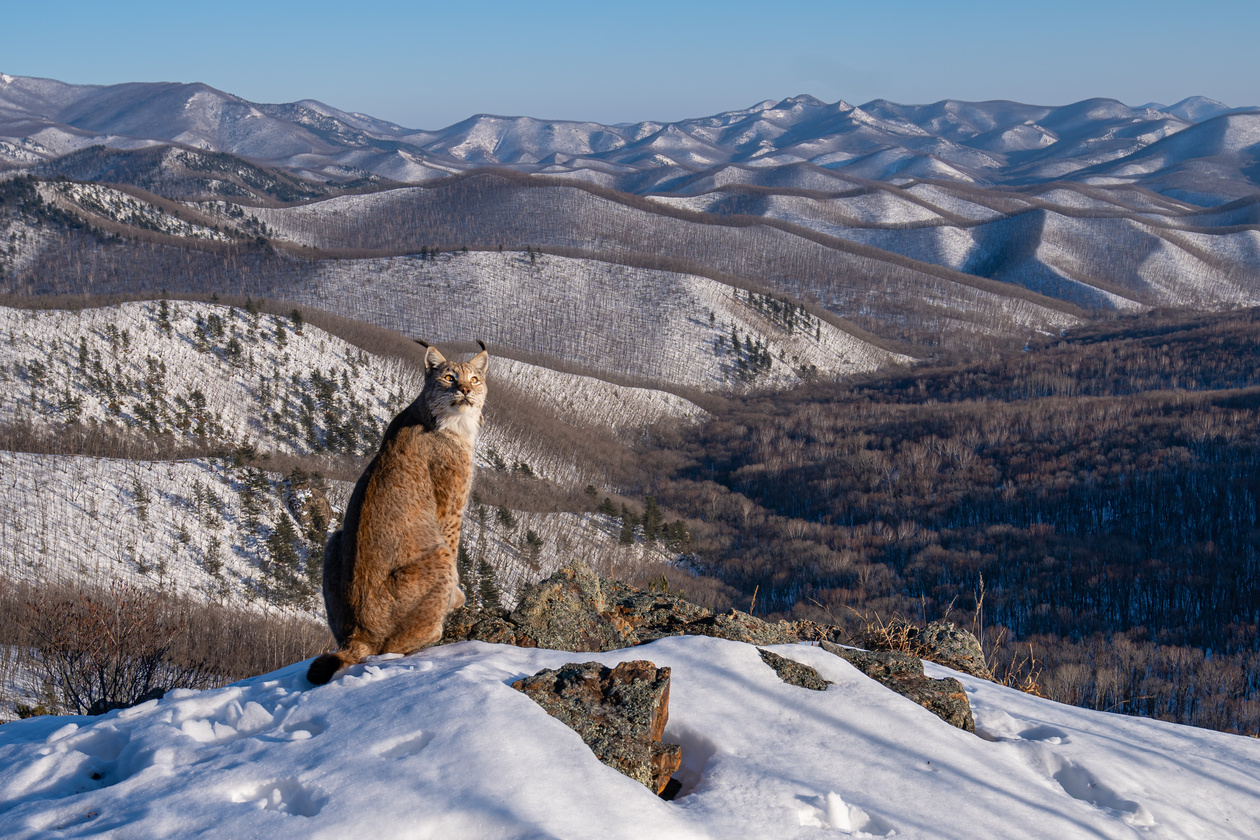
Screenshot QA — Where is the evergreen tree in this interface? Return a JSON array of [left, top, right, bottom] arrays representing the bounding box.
[[456, 541, 478, 604], [619, 504, 639, 545], [523, 529, 545, 566], [642, 496, 662, 543], [265, 515, 304, 603], [478, 557, 503, 612]]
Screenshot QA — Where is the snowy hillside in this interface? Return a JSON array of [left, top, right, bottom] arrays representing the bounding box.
[[270, 252, 912, 390], [0, 300, 423, 462], [1, 636, 1256, 839], [0, 449, 675, 620], [0, 300, 697, 628], [0, 300, 706, 468]]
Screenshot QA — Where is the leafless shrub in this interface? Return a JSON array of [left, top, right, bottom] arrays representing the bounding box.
[[1, 576, 327, 718], [19, 580, 216, 714]]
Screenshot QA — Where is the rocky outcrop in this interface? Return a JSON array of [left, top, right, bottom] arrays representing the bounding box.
[[513, 660, 681, 794], [446, 560, 982, 734], [820, 642, 975, 732], [283, 471, 332, 533], [686, 610, 798, 645], [851, 619, 995, 681], [758, 648, 831, 691], [443, 560, 774, 650]]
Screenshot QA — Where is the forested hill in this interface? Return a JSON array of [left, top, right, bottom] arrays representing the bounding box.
[[639, 306, 1260, 734]]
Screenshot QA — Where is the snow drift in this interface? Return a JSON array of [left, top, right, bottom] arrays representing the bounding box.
[[1, 636, 1256, 839]]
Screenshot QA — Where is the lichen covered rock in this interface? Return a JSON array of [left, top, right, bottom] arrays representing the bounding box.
[[445, 561, 715, 651], [757, 648, 831, 691], [440, 606, 521, 646], [912, 622, 995, 681], [684, 609, 798, 646], [507, 561, 634, 651], [513, 660, 681, 793], [820, 641, 975, 732]]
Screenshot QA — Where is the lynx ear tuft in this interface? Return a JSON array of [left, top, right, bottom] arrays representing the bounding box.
[[476, 340, 487, 352], [414, 338, 431, 348], [424, 345, 447, 370]]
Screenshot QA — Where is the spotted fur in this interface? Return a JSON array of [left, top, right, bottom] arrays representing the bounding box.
[[308, 343, 488, 685]]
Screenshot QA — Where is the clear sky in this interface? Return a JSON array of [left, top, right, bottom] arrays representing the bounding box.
[[5, 0, 1257, 129]]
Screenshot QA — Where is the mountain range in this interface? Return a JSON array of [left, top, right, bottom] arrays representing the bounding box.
[[2, 73, 1258, 203]]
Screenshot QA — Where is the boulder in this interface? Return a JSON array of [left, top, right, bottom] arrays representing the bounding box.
[[506, 561, 635, 651], [912, 622, 995, 681], [820, 641, 975, 732], [513, 660, 681, 794], [440, 606, 521, 646], [601, 578, 712, 643], [757, 648, 831, 691]]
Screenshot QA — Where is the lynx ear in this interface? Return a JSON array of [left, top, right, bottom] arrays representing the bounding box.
[[470, 347, 489, 375], [423, 345, 447, 370]]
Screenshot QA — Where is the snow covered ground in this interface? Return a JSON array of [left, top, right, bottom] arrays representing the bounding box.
[[0, 636, 1255, 839]]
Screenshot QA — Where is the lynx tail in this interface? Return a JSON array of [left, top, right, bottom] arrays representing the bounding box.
[[307, 651, 355, 685]]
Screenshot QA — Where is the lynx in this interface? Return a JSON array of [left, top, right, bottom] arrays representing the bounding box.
[[307, 341, 488, 685]]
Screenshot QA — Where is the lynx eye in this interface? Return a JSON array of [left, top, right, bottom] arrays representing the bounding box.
[[469, 376, 481, 384], [442, 374, 455, 383]]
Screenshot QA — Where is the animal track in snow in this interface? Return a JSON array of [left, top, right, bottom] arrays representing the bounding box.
[[26, 723, 133, 795], [231, 778, 327, 817], [377, 731, 435, 760], [1019, 724, 1070, 744], [280, 717, 327, 741], [973, 710, 1069, 744], [51, 725, 130, 762], [974, 709, 1153, 826], [1050, 758, 1155, 827]]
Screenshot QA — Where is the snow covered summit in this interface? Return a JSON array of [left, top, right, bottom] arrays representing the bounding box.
[[1, 636, 1257, 839]]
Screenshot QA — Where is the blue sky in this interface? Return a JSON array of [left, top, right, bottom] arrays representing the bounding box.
[[6, 0, 1257, 128]]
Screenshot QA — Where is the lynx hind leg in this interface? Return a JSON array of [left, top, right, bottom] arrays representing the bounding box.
[[383, 553, 462, 654], [451, 584, 466, 610]]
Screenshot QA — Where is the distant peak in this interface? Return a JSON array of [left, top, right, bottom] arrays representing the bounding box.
[[1159, 96, 1235, 122], [774, 94, 826, 109]]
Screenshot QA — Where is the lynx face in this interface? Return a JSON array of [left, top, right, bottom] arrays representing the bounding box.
[[423, 346, 488, 443]]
